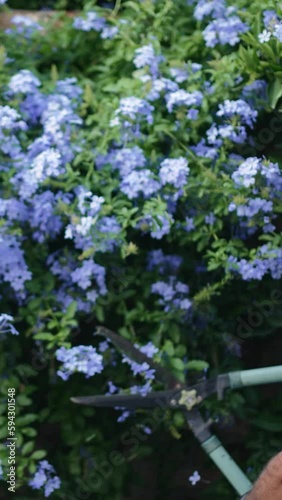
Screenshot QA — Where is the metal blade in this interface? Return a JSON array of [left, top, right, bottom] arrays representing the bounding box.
[[71, 389, 180, 409], [96, 326, 184, 389], [180, 375, 229, 403], [191, 377, 218, 401], [184, 408, 213, 444]]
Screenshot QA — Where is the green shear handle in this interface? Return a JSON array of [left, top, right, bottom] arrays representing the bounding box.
[[203, 365, 282, 496], [229, 365, 282, 389]]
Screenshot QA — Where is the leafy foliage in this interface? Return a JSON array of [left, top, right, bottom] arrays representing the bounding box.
[[0, 0, 282, 498]]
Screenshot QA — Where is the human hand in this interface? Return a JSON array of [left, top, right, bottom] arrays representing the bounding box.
[[245, 452, 282, 500]]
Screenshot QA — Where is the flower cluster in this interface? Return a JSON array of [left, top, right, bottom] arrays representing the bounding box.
[[194, 0, 226, 21], [227, 157, 282, 234], [228, 245, 282, 281], [137, 213, 173, 239], [6, 15, 42, 38], [0, 234, 32, 296], [0, 314, 19, 335], [47, 252, 107, 312], [133, 43, 164, 78], [231, 157, 282, 190], [29, 460, 61, 498], [207, 99, 257, 146], [1, 1, 282, 496], [147, 249, 183, 274], [111, 96, 154, 133], [96, 145, 146, 177], [151, 277, 192, 313], [258, 11, 282, 43], [55, 346, 104, 380], [73, 11, 118, 39], [93, 339, 159, 422], [203, 16, 248, 47], [0, 72, 84, 301], [194, 0, 248, 47], [159, 157, 190, 189]]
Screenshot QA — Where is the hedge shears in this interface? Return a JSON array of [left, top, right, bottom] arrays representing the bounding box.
[[71, 326, 282, 498]]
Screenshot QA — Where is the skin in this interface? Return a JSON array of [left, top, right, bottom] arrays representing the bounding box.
[[245, 452, 282, 500]]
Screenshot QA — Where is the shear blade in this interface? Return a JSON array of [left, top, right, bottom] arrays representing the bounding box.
[[96, 326, 185, 390], [71, 389, 181, 409]]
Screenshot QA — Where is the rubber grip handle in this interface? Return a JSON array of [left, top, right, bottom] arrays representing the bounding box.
[[201, 435, 253, 496], [229, 365, 282, 389]]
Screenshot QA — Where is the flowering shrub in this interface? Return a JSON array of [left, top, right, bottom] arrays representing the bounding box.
[[1, 0, 282, 498]]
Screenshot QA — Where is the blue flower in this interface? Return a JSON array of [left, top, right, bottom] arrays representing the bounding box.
[[0, 233, 32, 297], [166, 89, 203, 112], [227, 245, 282, 281], [159, 157, 190, 188], [113, 97, 154, 124], [205, 213, 216, 225], [129, 381, 153, 395], [231, 157, 282, 190], [8, 70, 41, 95], [147, 249, 183, 274], [0, 314, 19, 335], [191, 140, 218, 159], [55, 77, 83, 101], [216, 99, 257, 127], [138, 214, 173, 240], [273, 22, 282, 42], [73, 11, 106, 32], [96, 146, 146, 177], [122, 357, 156, 380], [134, 341, 159, 358], [70, 259, 107, 294], [101, 26, 119, 39], [194, 0, 226, 21], [184, 217, 195, 232], [7, 15, 43, 38], [263, 10, 278, 28], [203, 16, 248, 47], [29, 460, 61, 498], [188, 470, 201, 486], [55, 345, 104, 380], [147, 77, 178, 101], [151, 277, 191, 312], [120, 169, 160, 199], [170, 67, 189, 83], [133, 44, 164, 77], [29, 191, 65, 243]]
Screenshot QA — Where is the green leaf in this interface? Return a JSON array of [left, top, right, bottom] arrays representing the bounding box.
[[163, 340, 174, 356], [251, 415, 282, 432], [95, 305, 105, 322], [34, 332, 54, 341], [30, 450, 47, 460], [170, 358, 185, 371], [173, 410, 186, 428], [22, 428, 37, 438], [187, 360, 209, 371], [21, 441, 35, 456], [16, 395, 32, 406], [65, 301, 77, 319], [267, 78, 282, 109], [28, 462, 37, 474], [17, 414, 38, 426]]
